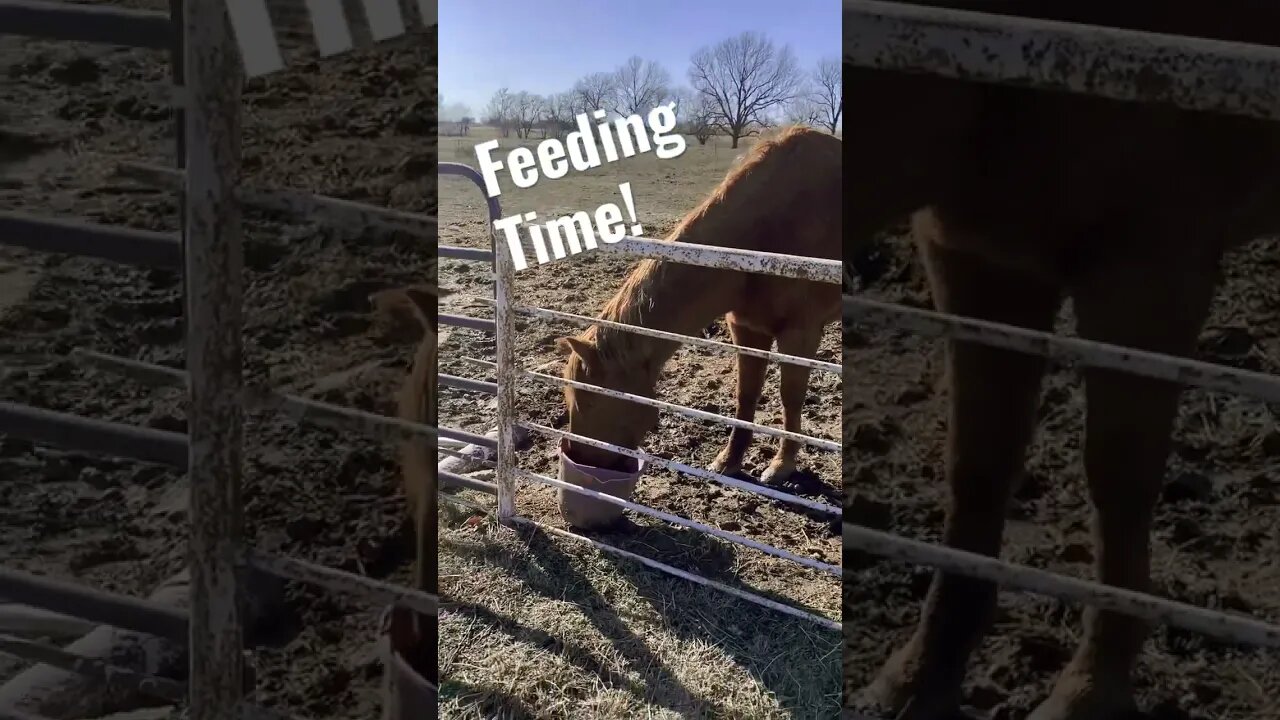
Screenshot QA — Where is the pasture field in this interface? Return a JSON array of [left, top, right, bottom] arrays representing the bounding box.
[[436, 125, 843, 718], [1, 12, 437, 719], [845, 230, 1280, 717]]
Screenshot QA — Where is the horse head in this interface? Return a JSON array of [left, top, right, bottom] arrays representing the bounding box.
[[555, 333, 660, 471]]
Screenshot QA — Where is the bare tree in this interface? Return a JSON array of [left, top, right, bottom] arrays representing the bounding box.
[[687, 92, 717, 145], [612, 56, 671, 117], [542, 91, 575, 138], [485, 87, 515, 137], [572, 72, 615, 116], [668, 86, 696, 129], [669, 86, 691, 115], [811, 56, 842, 134], [440, 100, 473, 137], [784, 87, 822, 127], [688, 31, 803, 148], [513, 91, 545, 139]]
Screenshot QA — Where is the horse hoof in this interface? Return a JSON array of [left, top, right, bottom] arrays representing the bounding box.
[[858, 644, 965, 720], [853, 683, 961, 720], [708, 454, 741, 477], [1027, 673, 1138, 720], [760, 461, 794, 484]]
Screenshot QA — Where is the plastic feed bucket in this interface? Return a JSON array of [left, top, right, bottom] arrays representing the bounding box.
[[557, 443, 646, 529]]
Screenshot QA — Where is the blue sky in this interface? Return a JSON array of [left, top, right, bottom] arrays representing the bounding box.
[[438, 0, 841, 117]]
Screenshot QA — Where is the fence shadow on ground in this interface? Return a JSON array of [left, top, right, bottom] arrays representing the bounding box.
[[589, 522, 841, 717], [440, 517, 839, 718], [721, 464, 844, 527], [440, 523, 729, 717], [437, 676, 538, 720]]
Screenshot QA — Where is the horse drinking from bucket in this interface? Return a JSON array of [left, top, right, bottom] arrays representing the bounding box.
[[371, 284, 441, 716], [847, 2, 1280, 718], [556, 126, 841, 527]]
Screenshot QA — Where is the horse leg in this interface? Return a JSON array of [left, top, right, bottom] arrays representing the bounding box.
[[710, 319, 772, 476], [762, 319, 825, 483], [1030, 254, 1217, 720], [861, 233, 1060, 718]]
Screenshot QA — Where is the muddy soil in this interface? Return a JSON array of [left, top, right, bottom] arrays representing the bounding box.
[[844, 231, 1280, 719], [1, 14, 436, 719]]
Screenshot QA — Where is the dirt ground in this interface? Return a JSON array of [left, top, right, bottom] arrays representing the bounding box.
[[436, 126, 842, 718], [1, 11, 438, 720], [843, 230, 1280, 718]]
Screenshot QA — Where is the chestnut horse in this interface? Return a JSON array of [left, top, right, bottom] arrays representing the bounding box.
[[848, 2, 1280, 718], [372, 284, 440, 705], [555, 126, 840, 493]]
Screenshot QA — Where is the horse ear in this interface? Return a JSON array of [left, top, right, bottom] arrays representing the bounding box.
[[556, 336, 600, 369], [401, 286, 440, 334], [371, 284, 445, 334]]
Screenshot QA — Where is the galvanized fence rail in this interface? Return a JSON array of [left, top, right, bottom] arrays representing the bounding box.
[[434, 162, 512, 480], [0, 5, 440, 719], [436, 165, 844, 630], [843, 0, 1280, 709]]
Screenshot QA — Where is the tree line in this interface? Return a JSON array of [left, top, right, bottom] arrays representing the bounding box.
[[440, 31, 841, 149]]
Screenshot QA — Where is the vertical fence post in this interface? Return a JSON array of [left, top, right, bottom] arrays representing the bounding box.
[[169, 0, 187, 325], [183, 0, 245, 716], [493, 222, 518, 524]]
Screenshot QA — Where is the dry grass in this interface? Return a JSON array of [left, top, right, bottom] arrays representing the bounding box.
[[438, 503, 840, 719], [436, 125, 842, 719]]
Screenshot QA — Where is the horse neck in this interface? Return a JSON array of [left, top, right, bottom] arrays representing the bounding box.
[[593, 257, 740, 389]]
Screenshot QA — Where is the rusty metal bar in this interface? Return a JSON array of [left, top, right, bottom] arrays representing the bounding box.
[[0, 212, 181, 268], [243, 551, 436, 616], [439, 245, 493, 262], [843, 0, 1280, 121], [601, 236, 841, 285], [845, 522, 1280, 649], [0, 567, 187, 641], [0, 400, 187, 468], [0, 634, 187, 702], [183, 0, 245, 713], [440, 313, 494, 333], [116, 162, 438, 237], [844, 295, 1280, 404], [0, 0, 172, 48]]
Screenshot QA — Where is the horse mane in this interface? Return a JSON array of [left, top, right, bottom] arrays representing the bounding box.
[[573, 125, 820, 367], [370, 282, 441, 590]]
